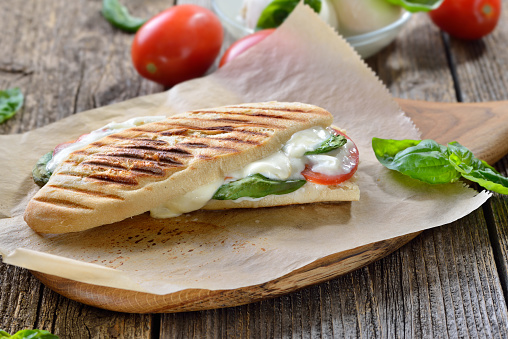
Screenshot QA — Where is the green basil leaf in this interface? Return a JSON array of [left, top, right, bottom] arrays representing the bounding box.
[[1, 329, 59, 339], [213, 174, 306, 200], [101, 0, 146, 33], [304, 134, 347, 155], [256, 0, 321, 30], [372, 138, 462, 184], [447, 142, 508, 194], [32, 152, 53, 187], [384, 0, 443, 12], [0, 87, 24, 124]]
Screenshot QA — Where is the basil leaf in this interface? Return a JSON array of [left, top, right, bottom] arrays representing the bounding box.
[[0, 87, 24, 124], [447, 142, 508, 194], [304, 134, 347, 155], [256, 0, 321, 30], [373, 137, 508, 195], [0, 329, 59, 339], [101, 0, 146, 33], [213, 174, 306, 200], [32, 152, 53, 187], [384, 0, 443, 12], [372, 138, 461, 184]]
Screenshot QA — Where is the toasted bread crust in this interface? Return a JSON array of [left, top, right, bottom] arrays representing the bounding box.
[[25, 102, 333, 233]]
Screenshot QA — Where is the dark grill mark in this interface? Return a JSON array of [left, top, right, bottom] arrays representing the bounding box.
[[225, 106, 317, 114], [96, 150, 184, 166], [192, 108, 310, 119], [47, 185, 124, 200], [109, 136, 169, 145], [179, 142, 207, 148], [33, 197, 93, 210], [213, 137, 261, 145], [88, 173, 138, 186], [117, 144, 193, 156], [131, 164, 164, 176]]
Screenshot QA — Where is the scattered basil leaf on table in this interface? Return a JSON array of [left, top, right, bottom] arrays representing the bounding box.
[[0, 329, 58, 339], [372, 138, 508, 194], [32, 151, 53, 187], [0, 87, 23, 124], [384, 0, 444, 12], [101, 0, 146, 33], [213, 174, 306, 200], [304, 134, 347, 155], [256, 0, 321, 30]]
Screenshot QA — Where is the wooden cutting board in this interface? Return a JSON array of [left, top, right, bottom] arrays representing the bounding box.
[[31, 99, 508, 313]]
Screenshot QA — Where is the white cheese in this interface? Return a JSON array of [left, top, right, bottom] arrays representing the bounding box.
[[46, 116, 166, 173], [150, 179, 224, 218]]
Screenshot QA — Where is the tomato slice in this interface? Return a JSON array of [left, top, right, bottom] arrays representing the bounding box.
[[52, 132, 93, 156], [301, 130, 359, 185]]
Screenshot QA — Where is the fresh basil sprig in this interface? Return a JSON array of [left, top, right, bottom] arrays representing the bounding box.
[[0, 329, 58, 339], [372, 138, 508, 194], [213, 174, 306, 200], [256, 0, 322, 30], [384, 0, 444, 13], [0, 87, 23, 124], [32, 151, 53, 187], [101, 0, 147, 33], [305, 134, 347, 155]]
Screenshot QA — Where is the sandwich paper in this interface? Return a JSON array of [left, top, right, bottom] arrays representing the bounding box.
[[0, 4, 490, 296]]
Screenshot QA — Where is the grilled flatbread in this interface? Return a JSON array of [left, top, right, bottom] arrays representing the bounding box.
[[25, 102, 342, 234]]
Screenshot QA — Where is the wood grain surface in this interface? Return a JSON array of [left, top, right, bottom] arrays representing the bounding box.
[[1, 0, 508, 338]]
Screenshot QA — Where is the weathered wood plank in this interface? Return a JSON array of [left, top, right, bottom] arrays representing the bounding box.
[[367, 13, 456, 102], [446, 0, 508, 313], [0, 0, 169, 336]]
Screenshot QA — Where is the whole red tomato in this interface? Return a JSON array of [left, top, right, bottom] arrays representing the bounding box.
[[219, 29, 275, 67], [131, 5, 223, 87], [429, 0, 501, 40]]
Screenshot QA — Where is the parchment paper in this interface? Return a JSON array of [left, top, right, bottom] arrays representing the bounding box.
[[0, 5, 490, 295]]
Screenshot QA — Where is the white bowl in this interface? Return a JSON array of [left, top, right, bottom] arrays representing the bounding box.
[[211, 0, 411, 59]]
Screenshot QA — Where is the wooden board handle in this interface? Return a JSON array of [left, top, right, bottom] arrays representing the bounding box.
[[396, 99, 508, 165]]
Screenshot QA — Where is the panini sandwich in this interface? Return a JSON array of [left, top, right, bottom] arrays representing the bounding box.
[[25, 102, 359, 234]]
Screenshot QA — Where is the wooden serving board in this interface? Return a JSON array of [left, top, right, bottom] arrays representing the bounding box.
[[31, 99, 508, 314]]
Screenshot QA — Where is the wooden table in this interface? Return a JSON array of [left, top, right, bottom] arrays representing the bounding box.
[[1, 0, 508, 337]]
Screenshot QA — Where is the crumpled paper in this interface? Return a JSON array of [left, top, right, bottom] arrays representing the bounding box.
[[0, 4, 490, 295]]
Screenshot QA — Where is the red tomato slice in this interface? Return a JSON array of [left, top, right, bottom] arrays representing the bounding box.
[[52, 132, 92, 156], [301, 130, 359, 185], [219, 29, 276, 68], [53, 141, 75, 156]]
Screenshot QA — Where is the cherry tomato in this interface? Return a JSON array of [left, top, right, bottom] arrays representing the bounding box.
[[219, 29, 275, 68], [301, 130, 359, 185], [131, 5, 223, 87], [429, 0, 501, 40]]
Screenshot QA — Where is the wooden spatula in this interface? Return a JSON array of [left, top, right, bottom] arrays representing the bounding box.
[[397, 99, 508, 165]]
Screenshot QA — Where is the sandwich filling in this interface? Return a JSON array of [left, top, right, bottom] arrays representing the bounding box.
[[33, 118, 359, 218]]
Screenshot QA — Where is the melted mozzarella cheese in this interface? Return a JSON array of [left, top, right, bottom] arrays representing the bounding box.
[[47, 116, 166, 173], [227, 126, 354, 181], [150, 179, 224, 218]]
